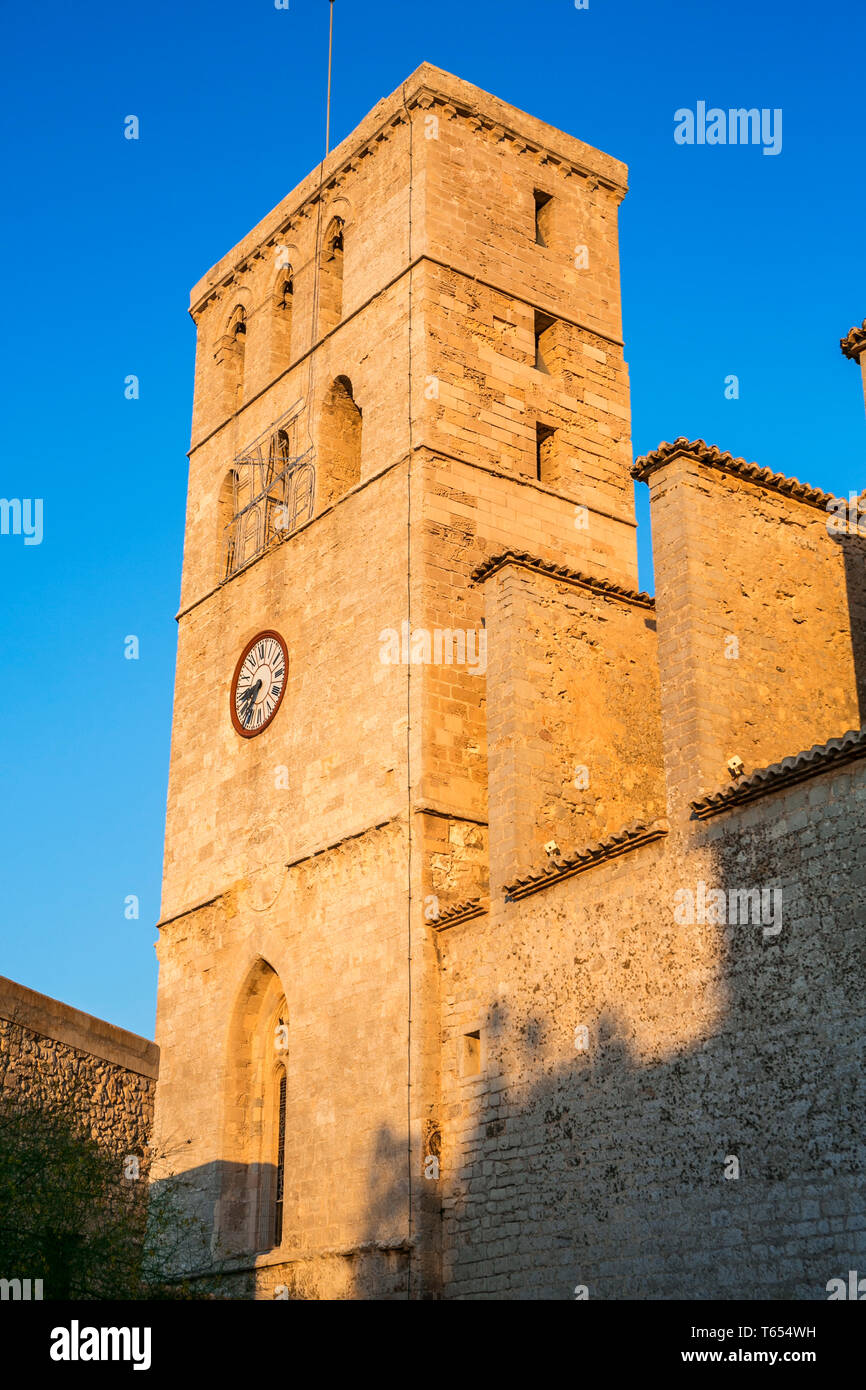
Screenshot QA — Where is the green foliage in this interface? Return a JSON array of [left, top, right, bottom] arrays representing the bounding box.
[[0, 1095, 222, 1299]]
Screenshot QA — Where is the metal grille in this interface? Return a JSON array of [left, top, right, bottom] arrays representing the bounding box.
[[222, 399, 315, 581]]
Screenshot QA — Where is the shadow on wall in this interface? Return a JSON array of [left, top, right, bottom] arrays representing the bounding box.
[[154, 781, 865, 1302], [436, 804, 866, 1300], [838, 526, 866, 722], [146, 1132, 411, 1301]]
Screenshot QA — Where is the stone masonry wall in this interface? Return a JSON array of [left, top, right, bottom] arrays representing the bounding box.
[[481, 561, 665, 884], [438, 757, 866, 1299], [0, 976, 157, 1157], [638, 448, 866, 811]]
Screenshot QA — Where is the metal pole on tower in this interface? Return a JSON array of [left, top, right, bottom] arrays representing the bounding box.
[[325, 1, 335, 156]]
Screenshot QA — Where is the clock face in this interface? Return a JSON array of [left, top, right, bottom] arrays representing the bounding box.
[[230, 631, 287, 737]]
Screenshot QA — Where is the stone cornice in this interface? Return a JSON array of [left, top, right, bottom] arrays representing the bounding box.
[[504, 819, 669, 902], [690, 728, 866, 820], [632, 437, 839, 512], [841, 320, 866, 361], [0, 975, 159, 1080], [471, 549, 654, 609], [189, 63, 627, 318], [409, 82, 628, 199]]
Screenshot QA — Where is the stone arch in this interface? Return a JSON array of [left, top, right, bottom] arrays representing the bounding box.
[[214, 302, 248, 413], [270, 258, 295, 373], [317, 216, 345, 335], [218, 957, 289, 1255], [317, 374, 362, 509], [217, 468, 237, 581]]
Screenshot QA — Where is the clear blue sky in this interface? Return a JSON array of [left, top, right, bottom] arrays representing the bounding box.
[[1, 0, 863, 1038]]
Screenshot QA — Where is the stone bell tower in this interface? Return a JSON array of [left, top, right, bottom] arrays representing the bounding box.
[[152, 63, 635, 1298]]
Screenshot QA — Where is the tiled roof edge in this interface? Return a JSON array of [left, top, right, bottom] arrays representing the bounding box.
[[504, 819, 669, 902], [690, 728, 866, 820], [431, 897, 486, 930], [841, 320, 866, 361], [471, 550, 654, 609], [632, 437, 839, 511]]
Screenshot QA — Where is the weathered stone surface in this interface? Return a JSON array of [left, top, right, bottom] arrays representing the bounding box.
[[0, 976, 157, 1156], [147, 64, 866, 1300]]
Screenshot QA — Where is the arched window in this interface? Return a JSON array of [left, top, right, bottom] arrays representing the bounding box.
[[214, 304, 247, 414], [268, 1000, 289, 1251], [270, 270, 294, 373], [218, 469, 237, 580], [318, 218, 344, 336], [317, 374, 362, 509], [219, 960, 290, 1256], [270, 428, 291, 475], [273, 1066, 287, 1247]]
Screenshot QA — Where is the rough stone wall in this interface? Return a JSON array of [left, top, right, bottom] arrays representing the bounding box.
[[0, 976, 157, 1157], [481, 562, 665, 882], [640, 451, 866, 809], [438, 758, 866, 1299], [414, 435, 640, 839]]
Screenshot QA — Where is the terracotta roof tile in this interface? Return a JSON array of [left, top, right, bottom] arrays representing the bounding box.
[[632, 437, 838, 511], [431, 898, 486, 929], [471, 549, 654, 609], [841, 320, 866, 361], [505, 818, 669, 901], [691, 728, 866, 819]]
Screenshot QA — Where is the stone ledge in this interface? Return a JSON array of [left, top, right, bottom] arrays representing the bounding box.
[[632, 437, 839, 512], [0, 975, 159, 1080], [690, 727, 866, 820], [504, 819, 669, 901], [194, 1236, 415, 1281], [841, 320, 866, 361], [471, 549, 654, 609]]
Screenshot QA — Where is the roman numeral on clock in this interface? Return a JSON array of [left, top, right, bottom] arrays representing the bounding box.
[[231, 632, 288, 737]]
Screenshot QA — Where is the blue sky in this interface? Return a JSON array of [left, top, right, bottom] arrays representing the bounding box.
[[1, 0, 863, 1038]]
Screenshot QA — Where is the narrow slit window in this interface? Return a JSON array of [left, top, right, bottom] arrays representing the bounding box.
[[534, 311, 556, 372], [463, 1030, 482, 1077], [534, 190, 553, 246], [536, 423, 556, 482], [273, 1070, 287, 1247]]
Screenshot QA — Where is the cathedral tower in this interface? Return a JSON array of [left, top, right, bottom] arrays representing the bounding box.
[[152, 64, 636, 1298]]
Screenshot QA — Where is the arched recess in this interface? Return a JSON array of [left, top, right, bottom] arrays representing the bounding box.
[[317, 374, 362, 509], [270, 263, 294, 373], [217, 468, 237, 581], [218, 958, 290, 1256], [317, 217, 344, 336], [213, 303, 247, 414]]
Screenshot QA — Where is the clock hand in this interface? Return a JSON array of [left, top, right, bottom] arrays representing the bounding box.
[[239, 678, 262, 721]]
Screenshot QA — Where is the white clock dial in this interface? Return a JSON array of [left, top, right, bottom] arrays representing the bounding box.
[[231, 632, 287, 737]]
